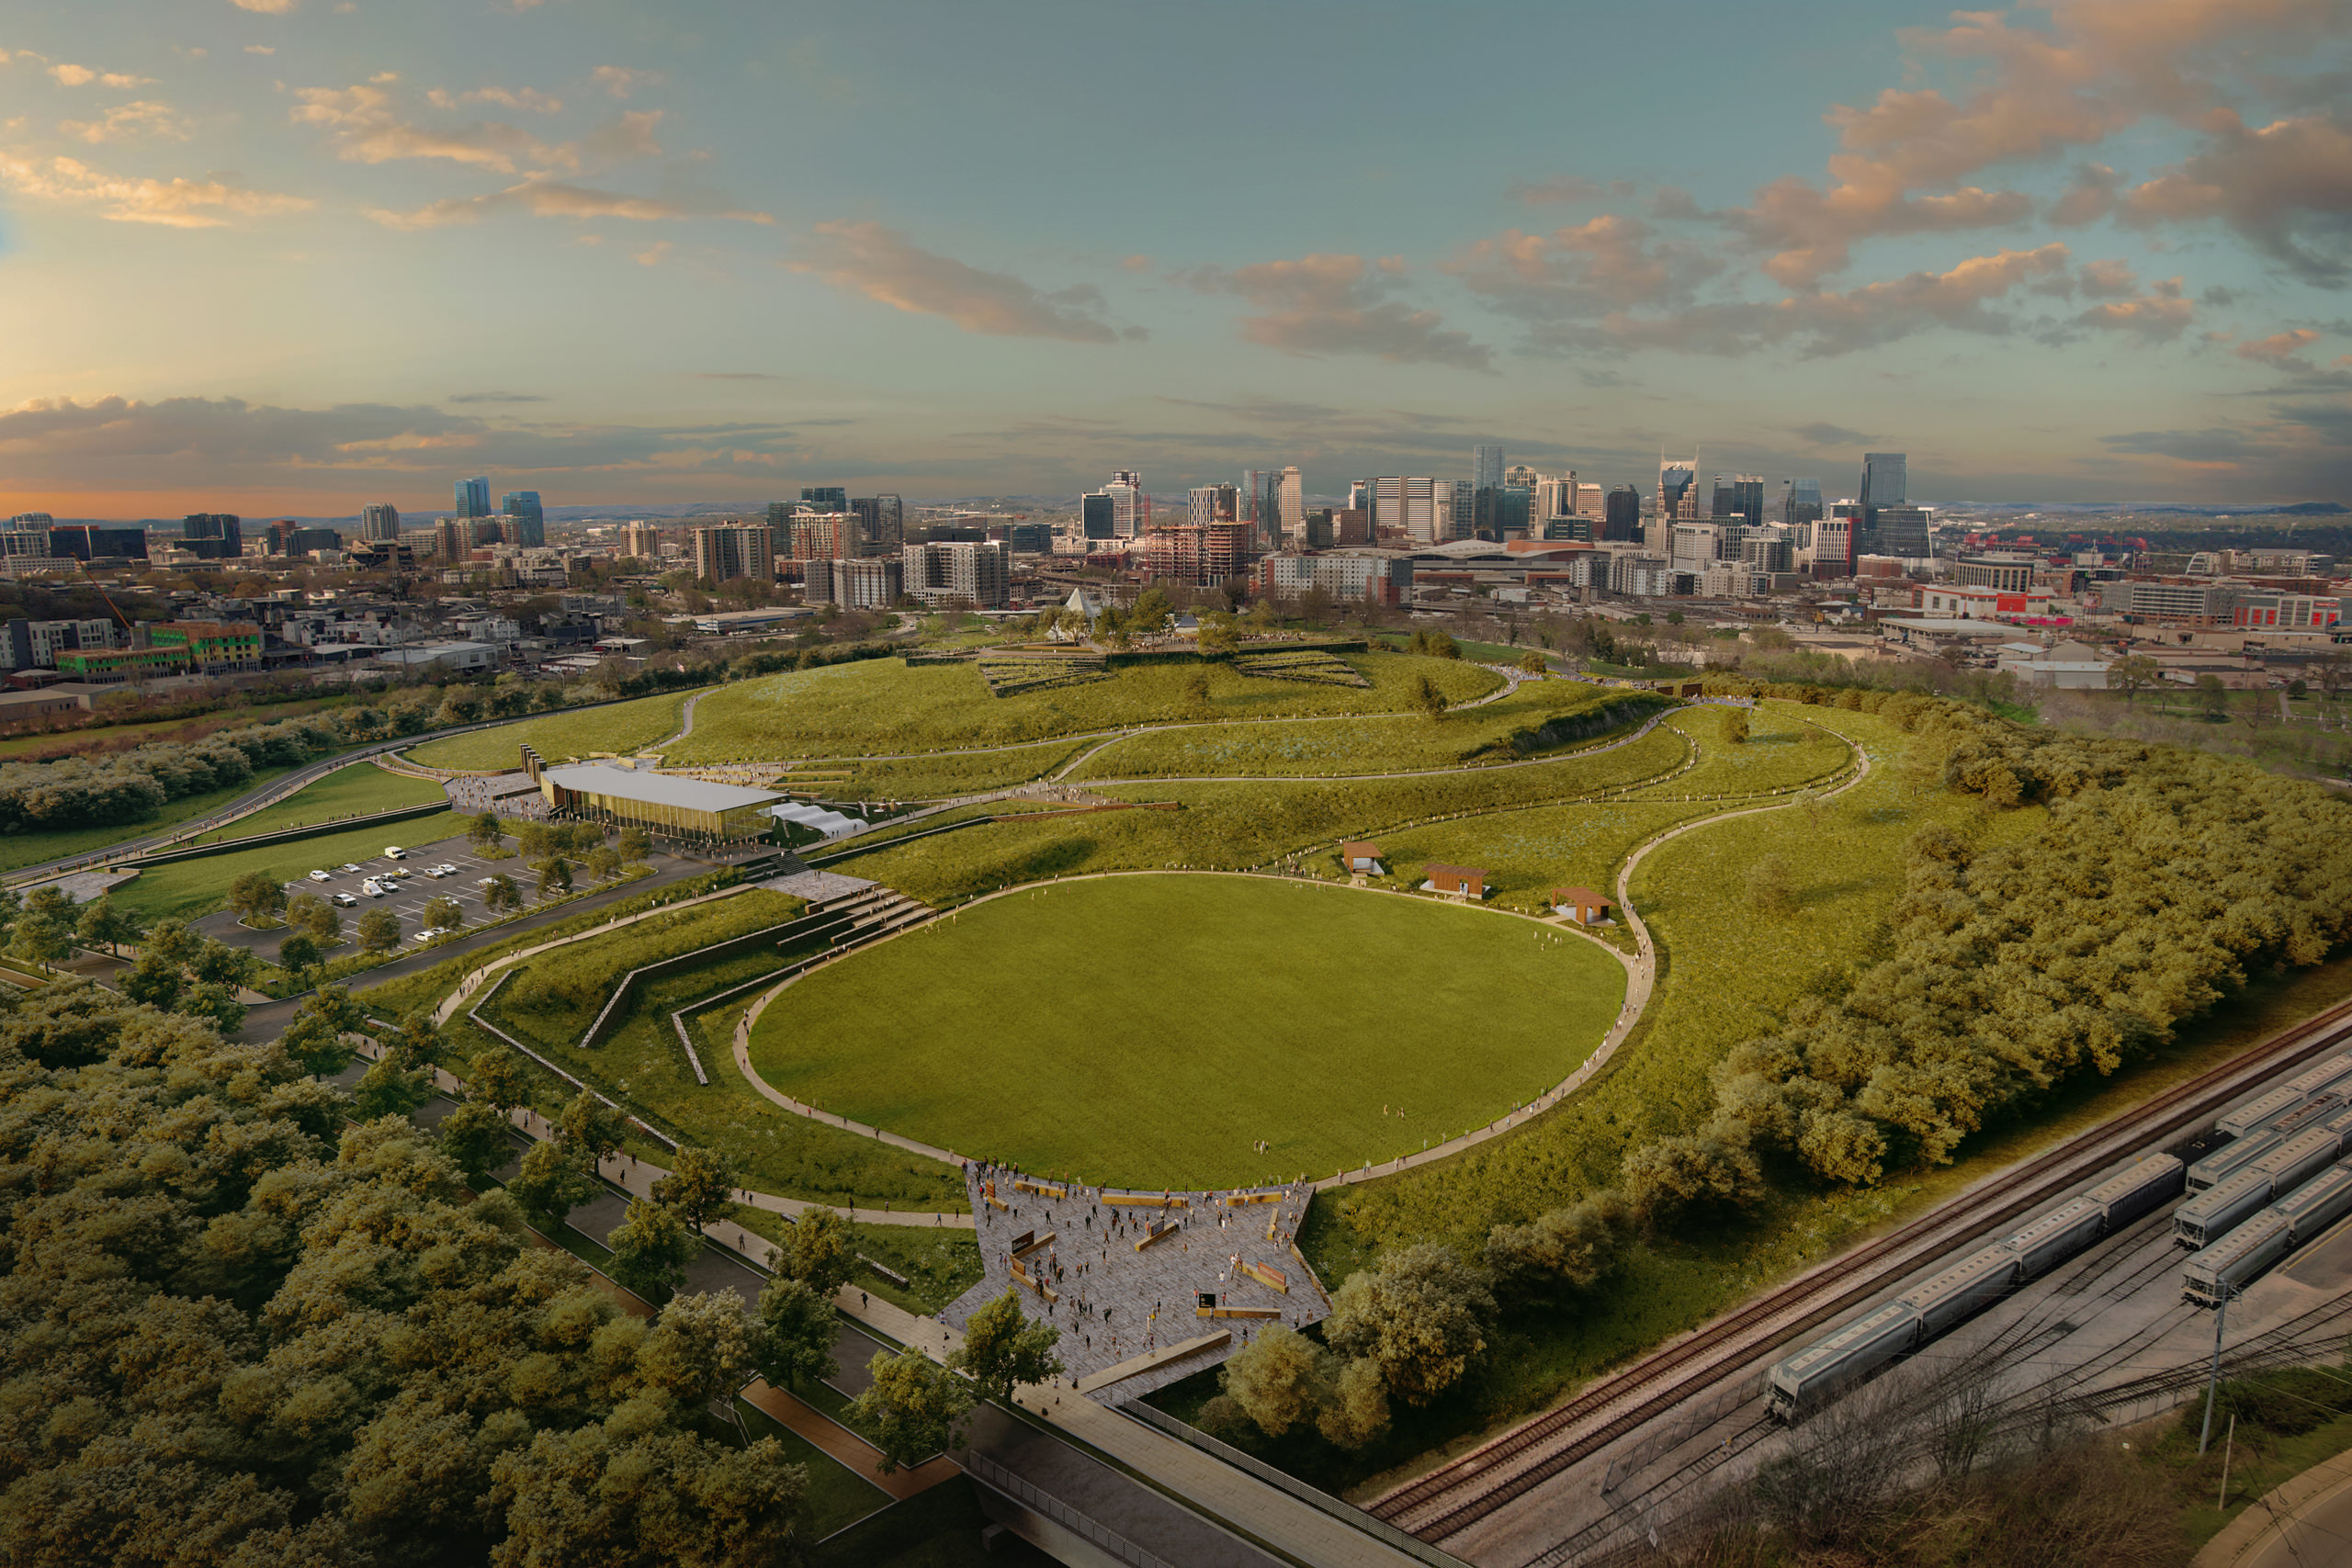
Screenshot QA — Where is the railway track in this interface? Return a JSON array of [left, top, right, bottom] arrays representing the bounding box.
[[1368, 992, 2352, 1544]]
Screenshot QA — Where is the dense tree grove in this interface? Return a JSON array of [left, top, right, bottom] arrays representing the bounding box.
[[1702, 700, 2352, 1182], [0, 987, 810, 1566]]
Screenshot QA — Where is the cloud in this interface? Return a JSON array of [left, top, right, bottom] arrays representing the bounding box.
[[50, 63, 153, 88], [425, 85, 564, 114], [368, 175, 772, 229], [291, 81, 577, 173], [2124, 111, 2352, 284], [634, 239, 670, 265], [592, 66, 659, 98], [687, 372, 781, 380], [2049, 162, 2125, 224], [1180, 253, 1492, 370], [1120, 254, 1152, 271], [1715, 0, 2350, 286], [1792, 422, 1872, 446], [2075, 256, 2142, 297], [60, 100, 189, 144], [445, 391, 548, 403], [0, 394, 805, 488], [581, 108, 663, 162], [1509, 174, 1634, 206], [231, 0, 300, 11], [2072, 276, 2194, 340], [1448, 215, 1724, 319], [2235, 326, 2323, 363], [0, 153, 311, 227], [790, 221, 1137, 344], [244, 45, 276, 56]]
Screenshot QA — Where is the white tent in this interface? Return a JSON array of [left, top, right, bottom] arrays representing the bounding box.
[[763, 801, 869, 838]]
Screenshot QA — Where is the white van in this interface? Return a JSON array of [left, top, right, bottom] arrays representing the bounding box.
[[384, 846, 407, 859]]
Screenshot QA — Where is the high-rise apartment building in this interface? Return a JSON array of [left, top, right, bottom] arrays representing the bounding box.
[[1278, 467, 1304, 541], [501, 491, 545, 547], [1374, 477, 1440, 544], [847, 495, 904, 556], [1141, 525, 1253, 586], [623, 521, 664, 561], [454, 477, 491, 518], [806, 557, 903, 611], [801, 484, 849, 513], [1474, 445, 1505, 491], [433, 517, 467, 563], [901, 540, 1009, 607], [1187, 485, 1238, 527], [788, 513, 855, 563], [1781, 479, 1824, 527], [359, 503, 401, 542], [1240, 469, 1283, 548], [691, 523, 777, 585], [181, 513, 243, 559]]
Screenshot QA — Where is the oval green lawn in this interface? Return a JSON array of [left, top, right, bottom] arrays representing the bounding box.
[[747, 874, 1625, 1190]]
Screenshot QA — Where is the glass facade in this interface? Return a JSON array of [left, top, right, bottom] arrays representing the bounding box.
[[454, 477, 491, 518]]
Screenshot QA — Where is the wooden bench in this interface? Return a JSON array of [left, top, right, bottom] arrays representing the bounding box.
[[982, 1182, 1010, 1213], [1220, 1190, 1283, 1206], [1240, 1260, 1289, 1294], [1012, 1231, 1055, 1261], [1133, 1220, 1181, 1252], [1105, 1192, 1188, 1209], [1009, 1259, 1060, 1303], [1012, 1178, 1067, 1199]]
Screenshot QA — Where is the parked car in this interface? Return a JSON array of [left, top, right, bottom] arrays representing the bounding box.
[[384, 847, 406, 860], [331, 893, 359, 908], [412, 928, 447, 943], [339, 863, 363, 874], [308, 870, 332, 883], [361, 880, 386, 897]]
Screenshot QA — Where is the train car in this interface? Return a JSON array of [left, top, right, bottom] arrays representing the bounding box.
[[2283, 1053, 2352, 1101], [2007, 1195, 2107, 1280], [2220, 1084, 2312, 1140], [1768, 1299, 1922, 1422], [2184, 1211, 2293, 1307], [2175, 1166, 2276, 1249], [2267, 1093, 2346, 1145], [2252, 1128, 2344, 1200], [2087, 1153, 2188, 1224], [1897, 1243, 2021, 1337], [2188, 1129, 2280, 1192], [2270, 1164, 2352, 1247]]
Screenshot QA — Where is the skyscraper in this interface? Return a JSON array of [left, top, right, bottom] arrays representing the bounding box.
[[1241, 470, 1283, 548], [454, 477, 491, 518], [801, 484, 849, 513], [1781, 479, 1824, 528], [1373, 477, 1439, 544], [1278, 467, 1304, 541], [1080, 493, 1115, 541], [624, 521, 664, 560], [1105, 471, 1144, 537], [360, 502, 401, 542], [1474, 445, 1505, 491], [1860, 453, 1906, 515], [501, 491, 545, 547], [848, 496, 903, 556], [690, 524, 777, 585], [1188, 486, 1238, 526], [1657, 458, 1698, 522], [181, 513, 243, 559]]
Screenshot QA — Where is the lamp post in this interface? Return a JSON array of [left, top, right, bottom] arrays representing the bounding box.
[[2199, 1280, 2240, 1455]]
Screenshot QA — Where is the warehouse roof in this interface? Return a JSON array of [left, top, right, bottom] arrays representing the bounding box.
[[540, 764, 786, 813]]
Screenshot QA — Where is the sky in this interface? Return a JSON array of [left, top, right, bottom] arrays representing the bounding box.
[[0, 0, 2348, 520]]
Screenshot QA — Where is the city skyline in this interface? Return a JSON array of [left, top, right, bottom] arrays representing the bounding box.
[[0, 0, 2347, 516]]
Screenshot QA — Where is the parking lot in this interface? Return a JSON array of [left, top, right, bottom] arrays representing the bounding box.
[[194, 831, 592, 954]]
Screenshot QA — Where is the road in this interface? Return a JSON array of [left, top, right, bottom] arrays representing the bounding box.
[[4, 694, 704, 889]]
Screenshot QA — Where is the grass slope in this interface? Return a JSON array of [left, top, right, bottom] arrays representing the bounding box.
[[669, 653, 1503, 761], [115, 812, 462, 921], [190, 762, 447, 844], [1069, 681, 1657, 779], [749, 874, 1624, 1190], [841, 727, 1690, 908], [403, 690, 697, 772], [0, 763, 306, 875]]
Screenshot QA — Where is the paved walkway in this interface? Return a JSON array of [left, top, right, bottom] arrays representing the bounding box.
[[2196, 1444, 2352, 1567], [740, 1378, 959, 1502], [941, 1164, 1327, 1399]]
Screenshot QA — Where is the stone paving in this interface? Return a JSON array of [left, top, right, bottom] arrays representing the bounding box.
[[940, 1162, 1330, 1403]]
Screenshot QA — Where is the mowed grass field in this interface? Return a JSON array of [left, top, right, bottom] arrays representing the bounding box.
[[402, 690, 698, 772], [748, 874, 1625, 1190], [115, 813, 464, 922], [190, 761, 447, 843], [667, 652, 1504, 761]]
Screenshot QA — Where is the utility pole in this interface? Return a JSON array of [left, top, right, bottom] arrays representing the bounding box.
[[2199, 1282, 2237, 1455]]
